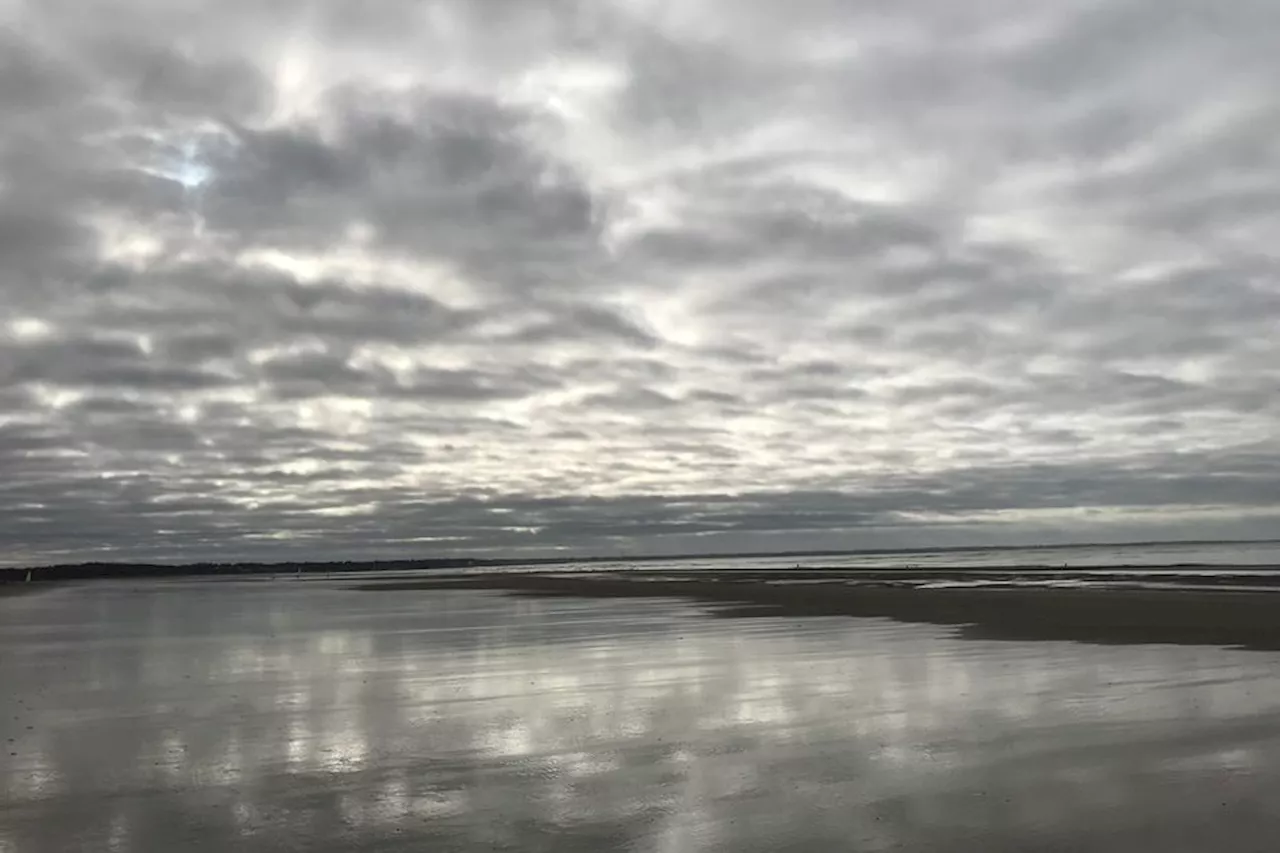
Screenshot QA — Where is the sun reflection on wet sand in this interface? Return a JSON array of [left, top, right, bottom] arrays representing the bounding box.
[[3, 580, 1280, 851]]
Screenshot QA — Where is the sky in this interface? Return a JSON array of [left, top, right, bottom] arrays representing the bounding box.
[[2, 0, 1280, 566]]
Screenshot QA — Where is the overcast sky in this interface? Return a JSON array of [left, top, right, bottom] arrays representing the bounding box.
[[3, 0, 1280, 565]]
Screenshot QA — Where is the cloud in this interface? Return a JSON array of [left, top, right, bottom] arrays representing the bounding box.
[[2, 0, 1280, 564]]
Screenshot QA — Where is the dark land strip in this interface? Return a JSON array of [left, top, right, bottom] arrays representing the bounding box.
[[352, 571, 1280, 651]]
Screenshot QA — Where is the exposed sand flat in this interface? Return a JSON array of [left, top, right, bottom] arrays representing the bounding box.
[[354, 570, 1280, 650], [6, 578, 1280, 851], [0, 582, 53, 598]]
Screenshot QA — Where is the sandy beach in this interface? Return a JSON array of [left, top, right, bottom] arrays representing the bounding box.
[[354, 568, 1280, 650], [0, 583, 53, 599], [5, 575, 1280, 852]]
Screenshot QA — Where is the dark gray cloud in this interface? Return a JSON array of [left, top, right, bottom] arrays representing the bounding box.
[[2, 0, 1280, 565]]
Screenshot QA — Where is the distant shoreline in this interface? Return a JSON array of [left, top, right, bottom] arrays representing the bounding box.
[[352, 569, 1280, 652], [4, 537, 1280, 581], [5, 560, 1280, 587], [11, 563, 1280, 650]]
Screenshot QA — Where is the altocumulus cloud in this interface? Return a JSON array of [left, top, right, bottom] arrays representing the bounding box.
[[2, 0, 1280, 565]]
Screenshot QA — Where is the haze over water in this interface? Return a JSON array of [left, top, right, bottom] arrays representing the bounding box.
[[5, 578, 1280, 852]]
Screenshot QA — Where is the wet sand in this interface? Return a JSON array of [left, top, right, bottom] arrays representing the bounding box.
[[0, 583, 53, 599], [353, 569, 1280, 650], [5, 577, 1280, 851]]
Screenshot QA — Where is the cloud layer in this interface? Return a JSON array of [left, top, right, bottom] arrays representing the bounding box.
[[3, 0, 1280, 564]]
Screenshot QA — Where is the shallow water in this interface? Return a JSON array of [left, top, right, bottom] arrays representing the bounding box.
[[4, 579, 1280, 852]]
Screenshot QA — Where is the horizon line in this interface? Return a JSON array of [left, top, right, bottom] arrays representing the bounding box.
[[6, 536, 1280, 574]]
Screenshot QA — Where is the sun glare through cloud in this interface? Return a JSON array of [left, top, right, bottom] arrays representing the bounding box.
[[1, 0, 1279, 565]]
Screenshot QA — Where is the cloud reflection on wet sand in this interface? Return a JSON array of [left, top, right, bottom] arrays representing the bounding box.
[[3, 580, 1280, 851]]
